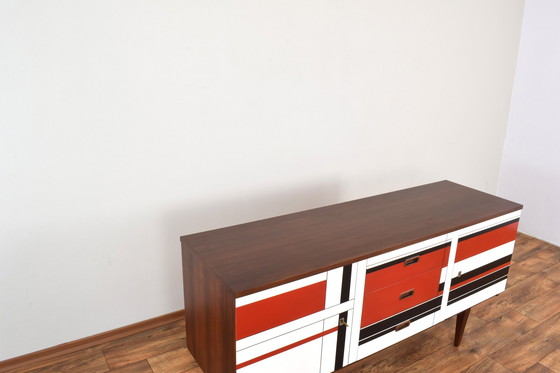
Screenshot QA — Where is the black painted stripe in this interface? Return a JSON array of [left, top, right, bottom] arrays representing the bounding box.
[[334, 311, 348, 370], [366, 242, 450, 274], [359, 296, 442, 343], [340, 265, 352, 303], [448, 274, 508, 306], [458, 218, 520, 242], [358, 305, 441, 346], [438, 282, 445, 292], [450, 254, 512, 287], [448, 266, 509, 304]]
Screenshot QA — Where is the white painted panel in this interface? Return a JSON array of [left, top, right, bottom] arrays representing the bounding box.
[[237, 321, 323, 364], [349, 262, 358, 301], [237, 337, 323, 373], [325, 267, 343, 308], [236, 300, 353, 351], [452, 241, 514, 277], [236, 272, 327, 307], [439, 280, 507, 320], [435, 231, 458, 323], [357, 313, 435, 360], [320, 315, 339, 373], [440, 267, 448, 283], [348, 260, 367, 364], [455, 211, 522, 238], [342, 309, 354, 368], [366, 235, 448, 268]]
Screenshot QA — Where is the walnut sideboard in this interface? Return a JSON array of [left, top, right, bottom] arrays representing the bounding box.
[[180, 181, 522, 373]]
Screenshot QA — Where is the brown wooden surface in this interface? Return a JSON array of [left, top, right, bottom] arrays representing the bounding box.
[[182, 246, 235, 373], [181, 180, 523, 296], [5, 233, 559, 373]]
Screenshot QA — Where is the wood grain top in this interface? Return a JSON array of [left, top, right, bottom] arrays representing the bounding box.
[[180, 180, 522, 297]]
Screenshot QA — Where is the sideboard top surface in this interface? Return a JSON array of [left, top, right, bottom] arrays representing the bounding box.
[[181, 180, 522, 297]]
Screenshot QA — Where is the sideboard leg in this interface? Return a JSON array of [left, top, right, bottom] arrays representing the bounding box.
[[454, 308, 471, 346]]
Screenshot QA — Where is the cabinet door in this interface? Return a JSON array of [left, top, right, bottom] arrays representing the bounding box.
[[236, 265, 358, 372], [440, 211, 521, 318]]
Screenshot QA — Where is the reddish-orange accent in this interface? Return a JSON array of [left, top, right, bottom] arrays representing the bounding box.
[[442, 245, 450, 266], [236, 281, 327, 340], [361, 268, 440, 327], [235, 326, 338, 369], [451, 262, 510, 291], [365, 247, 446, 294], [455, 222, 518, 263]]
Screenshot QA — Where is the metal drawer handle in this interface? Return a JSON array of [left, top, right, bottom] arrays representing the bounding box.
[[399, 289, 415, 300], [395, 320, 411, 331], [339, 317, 350, 328], [404, 255, 420, 266]]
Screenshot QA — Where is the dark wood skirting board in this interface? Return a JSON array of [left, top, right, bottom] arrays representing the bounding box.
[[0, 310, 184, 372]]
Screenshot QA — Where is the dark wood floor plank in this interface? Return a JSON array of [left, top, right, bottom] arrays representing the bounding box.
[[395, 310, 537, 373], [538, 349, 560, 373], [22, 349, 109, 373], [460, 357, 512, 373], [472, 267, 560, 322], [147, 348, 197, 373], [517, 285, 560, 322], [106, 360, 153, 373], [491, 312, 560, 373], [511, 234, 546, 262], [523, 364, 555, 373], [102, 321, 186, 369]]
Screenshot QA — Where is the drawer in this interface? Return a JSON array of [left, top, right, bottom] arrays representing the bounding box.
[[357, 310, 436, 360], [455, 218, 519, 262], [365, 243, 448, 294], [361, 267, 440, 328]]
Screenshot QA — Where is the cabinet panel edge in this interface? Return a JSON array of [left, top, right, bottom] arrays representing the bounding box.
[[182, 243, 236, 373]]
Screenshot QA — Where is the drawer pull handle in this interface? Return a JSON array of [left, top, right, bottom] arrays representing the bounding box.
[[395, 320, 411, 331], [399, 289, 415, 300], [404, 255, 420, 266], [339, 318, 350, 328]]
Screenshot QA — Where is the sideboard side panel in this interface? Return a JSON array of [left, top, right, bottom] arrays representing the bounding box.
[[182, 243, 236, 373]]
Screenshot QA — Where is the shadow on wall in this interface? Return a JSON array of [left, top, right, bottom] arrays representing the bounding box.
[[159, 180, 343, 306]]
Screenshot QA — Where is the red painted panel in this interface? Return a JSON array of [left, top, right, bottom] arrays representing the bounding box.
[[361, 268, 440, 327], [236, 281, 327, 340], [451, 262, 510, 291], [456, 221, 518, 263], [365, 247, 447, 294], [236, 326, 338, 370]]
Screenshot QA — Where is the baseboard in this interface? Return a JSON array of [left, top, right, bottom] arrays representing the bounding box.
[[0, 310, 185, 372]]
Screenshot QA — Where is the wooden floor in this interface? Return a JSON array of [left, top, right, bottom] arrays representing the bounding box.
[[6, 233, 560, 373]]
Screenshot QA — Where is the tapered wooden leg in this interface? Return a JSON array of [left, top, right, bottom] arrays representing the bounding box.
[[454, 308, 471, 347]]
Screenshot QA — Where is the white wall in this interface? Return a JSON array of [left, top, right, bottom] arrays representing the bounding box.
[[499, 0, 560, 246], [0, 1, 524, 360]]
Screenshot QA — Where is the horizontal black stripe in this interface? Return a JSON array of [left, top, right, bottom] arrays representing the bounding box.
[[451, 254, 512, 287], [438, 282, 445, 292], [458, 218, 519, 242], [358, 305, 441, 345], [448, 274, 508, 306], [359, 296, 442, 343], [366, 242, 450, 274], [448, 266, 509, 304]]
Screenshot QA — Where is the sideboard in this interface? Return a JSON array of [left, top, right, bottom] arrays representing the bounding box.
[[180, 180, 522, 373]]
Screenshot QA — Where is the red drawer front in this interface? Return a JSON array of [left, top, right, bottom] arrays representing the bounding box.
[[365, 245, 448, 294], [236, 280, 327, 340], [361, 268, 440, 328], [455, 220, 519, 263]]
